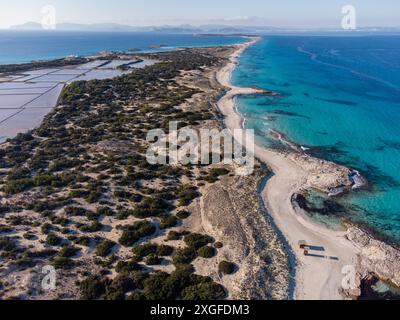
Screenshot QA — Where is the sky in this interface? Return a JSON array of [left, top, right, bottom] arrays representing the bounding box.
[[0, 0, 399, 29]]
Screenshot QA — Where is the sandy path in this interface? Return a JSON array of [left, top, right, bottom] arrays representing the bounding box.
[[216, 38, 360, 300]]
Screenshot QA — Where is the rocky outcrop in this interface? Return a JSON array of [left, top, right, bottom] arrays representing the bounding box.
[[269, 129, 367, 196], [344, 226, 400, 298]]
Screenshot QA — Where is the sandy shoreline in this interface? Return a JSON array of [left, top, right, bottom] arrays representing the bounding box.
[[216, 37, 361, 300]]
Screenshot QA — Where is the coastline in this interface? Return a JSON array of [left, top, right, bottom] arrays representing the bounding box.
[[0, 44, 291, 300], [216, 37, 361, 300], [1, 35, 399, 300]]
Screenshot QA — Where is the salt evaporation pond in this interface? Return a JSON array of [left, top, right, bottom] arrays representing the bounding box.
[[0, 59, 156, 143]]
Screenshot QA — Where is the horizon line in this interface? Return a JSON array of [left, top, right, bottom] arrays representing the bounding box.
[[2, 21, 400, 32]]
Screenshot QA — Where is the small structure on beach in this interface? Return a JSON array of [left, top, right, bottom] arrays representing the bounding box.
[[298, 240, 309, 255], [298, 240, 308, 249]]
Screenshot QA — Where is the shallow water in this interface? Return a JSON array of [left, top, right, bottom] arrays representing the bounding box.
[[233, 35, 400, 243]]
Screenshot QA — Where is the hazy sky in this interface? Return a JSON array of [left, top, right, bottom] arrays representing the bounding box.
[[0, 0, 399, 29]]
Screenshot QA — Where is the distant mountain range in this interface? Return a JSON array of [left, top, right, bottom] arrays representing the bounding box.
[[9, 22, 254, 33], [8, 22, 400, 34]]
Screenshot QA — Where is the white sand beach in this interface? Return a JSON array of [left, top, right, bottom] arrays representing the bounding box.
[[216, 37, 361, 300]]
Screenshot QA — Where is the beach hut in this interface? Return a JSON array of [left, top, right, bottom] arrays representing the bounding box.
[[298, 240, 307, 249]]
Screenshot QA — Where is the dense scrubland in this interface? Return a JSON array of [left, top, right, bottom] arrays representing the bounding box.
[[0, 48, 243, 300]]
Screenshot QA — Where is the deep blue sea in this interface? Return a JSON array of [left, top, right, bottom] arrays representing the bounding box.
[[233, 35, 400, 243], [0, 31, 245, 65]]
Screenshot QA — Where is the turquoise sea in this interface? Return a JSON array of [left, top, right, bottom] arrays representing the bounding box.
[[233, 35, 400, 243], [0, 31, 245, 65]]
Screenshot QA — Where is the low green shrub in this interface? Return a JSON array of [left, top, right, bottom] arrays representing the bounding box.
[[132, 243, 157, 258], [79, 275, 107, 300], [198, 246, 216, 259], [3, 178, 34, 195], [59, 245, 81, 258], [74, 236, 92, 246], [96, 240, 116, 257], [118, 221, 155, 247], [143, 272, 173, 300], [218, 261, 237, 275], [176, 210, 191, 220], [167, 231, 182, 241], [132, 197, 169, 218], [69, 189, 90, 198], [23, 233, 36, 240], [177, 185, 199, 206], [181, 282, 226, 300], [172, 247, 197, 265], [145, 254, 162, 266], [97, 206, 115, 217], [115, 259, 141, 274], [106, 275, 135, 300], [52, 257, 75, 269], [156, 245, 174, 257], [0, 238, 17, 252], [205, 168, 230, 183], [184, 233, 214, 249], [46, 234, 62, 246], [79, 221, 103, 233], [25, 249, 57, 258], [160, 215, 178, 229], [214, 242, 223, 249]]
